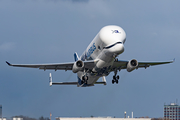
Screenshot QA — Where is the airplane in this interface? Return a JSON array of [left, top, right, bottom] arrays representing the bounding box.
[[6, 25, 174, 87]]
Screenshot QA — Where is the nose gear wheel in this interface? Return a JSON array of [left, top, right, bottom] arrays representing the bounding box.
[[82, 75, 88, 84]]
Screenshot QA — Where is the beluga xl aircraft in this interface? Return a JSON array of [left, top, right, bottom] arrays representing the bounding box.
[[6, 25, 174, 87]]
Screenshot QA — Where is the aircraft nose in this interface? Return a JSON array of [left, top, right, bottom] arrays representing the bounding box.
[[108, 43, 124, 54], [104, 42, 124, 57]]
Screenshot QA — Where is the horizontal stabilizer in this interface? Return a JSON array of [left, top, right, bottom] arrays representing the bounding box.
[[95, 76, 107, 85], [49, 73, 77, 86], [95, 82, 106, 85], [52, 82, 78, 85]]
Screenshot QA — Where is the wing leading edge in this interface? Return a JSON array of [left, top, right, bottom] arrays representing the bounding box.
[[6, 60, 96, 71], [138, 59, 175, 68], [112, 59, 175, 70], [6, 61, 73, 71], [6, 58, 174, 71]]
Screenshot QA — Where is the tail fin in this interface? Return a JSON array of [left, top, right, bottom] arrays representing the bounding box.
[[102, 76, 107, 85], [49, 73, 52, 86], [74, 52, 80, 61]]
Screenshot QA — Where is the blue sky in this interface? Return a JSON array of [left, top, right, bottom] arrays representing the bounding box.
[[0, 0, 180, 119]]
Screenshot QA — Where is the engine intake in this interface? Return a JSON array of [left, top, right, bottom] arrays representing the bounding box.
[[72, 60, 84, 73], [127, 59, 138, 72]]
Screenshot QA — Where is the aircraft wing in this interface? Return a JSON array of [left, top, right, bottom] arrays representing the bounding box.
[[6, 60, 96, 71], [137, 60, 174, 68], [6, 59, 174, 71], [112, 59, 174, 70]]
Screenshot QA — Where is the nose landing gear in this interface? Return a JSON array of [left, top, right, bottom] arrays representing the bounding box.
[[82, 75, 88, 84]]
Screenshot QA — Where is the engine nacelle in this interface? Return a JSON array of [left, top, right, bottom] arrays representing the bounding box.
[[127, 59, 138, 72], [72, 60, 84, 73]]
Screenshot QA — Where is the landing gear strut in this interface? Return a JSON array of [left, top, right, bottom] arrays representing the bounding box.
[[112, 69, 120, 84], [81, 68, 89, 84]]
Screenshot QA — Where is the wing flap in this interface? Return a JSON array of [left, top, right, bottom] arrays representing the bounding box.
[[95, 82, 106, 85], [112, 60, 128, 69], [39, 65, 72, 70]]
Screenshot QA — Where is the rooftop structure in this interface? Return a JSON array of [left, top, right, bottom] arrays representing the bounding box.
[[164, 103, 180, 120], [0, 118, 6, 120], [13, 117, 23, 120]]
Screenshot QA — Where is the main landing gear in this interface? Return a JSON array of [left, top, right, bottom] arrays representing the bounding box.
[[112, 75, 119, 84], [112, 69, 120, 84]]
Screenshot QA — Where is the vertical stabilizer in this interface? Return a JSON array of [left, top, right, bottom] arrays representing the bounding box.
[[49, 73, 52, 86], [102, 76, 107, 85], [74, 52, 80, 61]]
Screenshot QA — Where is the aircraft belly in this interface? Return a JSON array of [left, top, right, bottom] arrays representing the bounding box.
[[91, 49, 114, 73], [87, 75, 100, 85]]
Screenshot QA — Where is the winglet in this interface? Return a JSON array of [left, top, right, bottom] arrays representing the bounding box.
[[49, 73, 52, 87], [6, 61, 11, 66]]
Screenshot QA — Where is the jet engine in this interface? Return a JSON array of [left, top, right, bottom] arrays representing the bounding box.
[[72, 60, 84, 73], [127, 59, 138, 72]]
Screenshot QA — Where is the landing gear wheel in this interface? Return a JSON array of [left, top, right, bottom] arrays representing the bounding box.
[[116, 80, 118, 84], [112, 80, 115, 84], [81, 80, 84, 84], [82, 75, 88, 84], [82, 75, 88, 80], [117, 75, 119, 80], [82, 76, 85, 80]]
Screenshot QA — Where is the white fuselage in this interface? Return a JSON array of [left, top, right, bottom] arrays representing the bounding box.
[[78, 25, 126, 86]]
